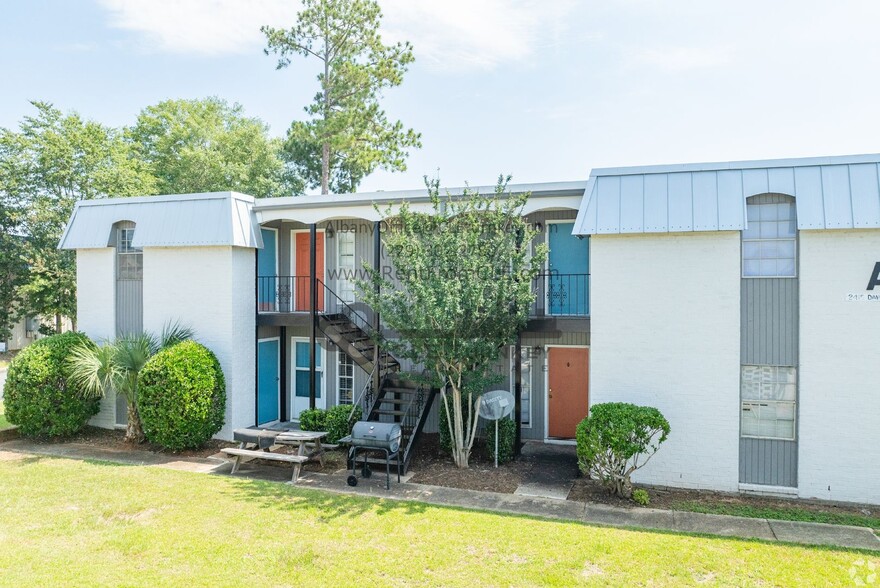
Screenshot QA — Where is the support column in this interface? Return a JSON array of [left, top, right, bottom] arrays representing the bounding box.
[[309, 223, 317, 409], [514, 333, 522, 456], [372, 220, 382, 394], [280, 326, 288, 420], [254, 249, 259, 426]]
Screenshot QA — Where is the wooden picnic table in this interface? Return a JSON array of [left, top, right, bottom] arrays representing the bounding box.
[[224, 428, 330, 483]]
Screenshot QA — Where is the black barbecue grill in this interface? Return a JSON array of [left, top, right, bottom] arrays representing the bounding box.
[[344, 421, 402, 490]]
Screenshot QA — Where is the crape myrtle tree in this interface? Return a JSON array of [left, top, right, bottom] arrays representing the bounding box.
[[361, 177, 547, 468], [262, 0, 421, 194]]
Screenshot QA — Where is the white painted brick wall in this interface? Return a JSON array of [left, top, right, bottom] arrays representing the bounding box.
[[142, 246, 255, 440], [798, 229, 880, 505], [76, 248, 118, 429], [590, 232, 741, 492]]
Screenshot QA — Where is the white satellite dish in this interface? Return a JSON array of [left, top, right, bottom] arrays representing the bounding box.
[[478, 390, 515, 467]]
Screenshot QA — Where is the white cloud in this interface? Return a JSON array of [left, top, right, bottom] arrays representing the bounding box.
[[97, 0, 297, 55], [96, 0, 577, 70]]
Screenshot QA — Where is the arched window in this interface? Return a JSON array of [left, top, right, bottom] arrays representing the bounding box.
[[742, 194, 796, 278]]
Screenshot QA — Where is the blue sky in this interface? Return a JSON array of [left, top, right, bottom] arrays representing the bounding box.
[[2, 1, 880, 194]]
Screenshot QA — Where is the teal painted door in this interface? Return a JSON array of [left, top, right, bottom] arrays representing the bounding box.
[[547, 222, 590, 315], [293, 340, 324, 419], [258, 228, 277, 311], [257, 339, 280, 424]]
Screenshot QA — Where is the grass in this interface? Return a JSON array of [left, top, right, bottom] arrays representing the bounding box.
[[0, 401, 10, 430], [674, 501, 880, 534], [0, 458, 875, 586]]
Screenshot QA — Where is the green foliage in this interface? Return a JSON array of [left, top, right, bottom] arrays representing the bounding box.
[[631, 489, 650, 506], [66, 321, 195, 443], [576, 403, 671, 498], [138, 341, 226, 450], [0, 101, 156, 330], [262, 0, 420, 194], [3, 332, 100, 437], [485, 416, 516, 465], [361, 177, 545, 468], [298, 405, 362, 443], [298, 408, 326, 432], [324, 404, 362, 444], [128, 97, 300, 197]]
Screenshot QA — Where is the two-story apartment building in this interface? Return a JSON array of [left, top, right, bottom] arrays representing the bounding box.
[[60, 153, 880, 505]]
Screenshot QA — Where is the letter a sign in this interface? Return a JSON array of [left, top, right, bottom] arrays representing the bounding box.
[[868, 262, 880, 290]]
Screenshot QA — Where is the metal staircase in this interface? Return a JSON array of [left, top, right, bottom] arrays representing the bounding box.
[[316, 280, 434, 473]]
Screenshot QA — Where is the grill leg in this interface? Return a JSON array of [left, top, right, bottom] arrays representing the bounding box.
[[385, 450, 390, 490], [397, 454, 401, 483]]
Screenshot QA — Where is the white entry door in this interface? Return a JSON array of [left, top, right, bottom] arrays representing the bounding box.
[[292, 338, 326, 419]]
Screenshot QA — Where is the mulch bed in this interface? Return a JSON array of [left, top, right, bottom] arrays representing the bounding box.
[[408, 434, 536, 494]]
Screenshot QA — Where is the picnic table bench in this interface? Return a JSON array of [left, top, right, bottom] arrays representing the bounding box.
[[223, 428, 330, 483]]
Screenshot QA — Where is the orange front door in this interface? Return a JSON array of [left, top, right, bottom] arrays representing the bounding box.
[[547, 347, 589, 438], [294, 232, 325, 312]]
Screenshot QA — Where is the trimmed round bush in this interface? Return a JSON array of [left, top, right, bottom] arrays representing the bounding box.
[[138, 340, 226, 450], [4, 332, 100, 437], [324, 404, 361, 444], [298, 408, 326, 433], [576, 402, 670, 498]]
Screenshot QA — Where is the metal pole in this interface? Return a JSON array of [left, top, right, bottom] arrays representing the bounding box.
[[372, 220, 381, 394], [514, 331, 522, 456], [309, 223, 317, 409], [495, 420, 499, 468], [254, 249, 259, 426]]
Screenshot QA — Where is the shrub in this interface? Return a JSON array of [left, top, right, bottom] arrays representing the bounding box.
[[576, 402, 670, 498], [298, 408, 326, 433], [632, 488, 650, 506], [137, 341, 226, 450], [324, 404, 361, 444], [485, 415, 516, 464], [4, 332, 100, 437]]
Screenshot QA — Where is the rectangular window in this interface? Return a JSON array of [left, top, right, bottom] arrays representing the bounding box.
[[117, 227, 143, 280], [741, 365, 796, 440], [337, 230, 356, 303], [742, 199, 797, 278], [510, 346, 532, 427], [338, 350, 353, 405], [294, 341, 322, 399]]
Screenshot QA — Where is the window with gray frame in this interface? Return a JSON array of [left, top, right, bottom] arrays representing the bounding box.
[[741, 365, 797, 441], [337, 349, 354, 405], [117, 226, 143, 279], [742, 196, 797, 277], [509, 346, 532, 427]]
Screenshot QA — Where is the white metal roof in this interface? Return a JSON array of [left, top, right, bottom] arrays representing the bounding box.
[[254, 181, 586, 224], [59, 192, 263, 249], [574, 153, 880, 235]]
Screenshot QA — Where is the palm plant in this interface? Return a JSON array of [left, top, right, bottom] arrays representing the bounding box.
[[67, 321, 194, 443]]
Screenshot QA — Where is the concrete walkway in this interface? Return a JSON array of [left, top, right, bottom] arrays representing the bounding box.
[[2, 439, 878, 552]]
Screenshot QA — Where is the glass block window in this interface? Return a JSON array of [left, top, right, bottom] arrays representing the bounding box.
[[116, 225, 143, 280], [338, 350, 354, 405], [741, 365, 796, 440], [510, 346, 532, 427], [337, 230, 356, 303], [742, 196, 797, 277]]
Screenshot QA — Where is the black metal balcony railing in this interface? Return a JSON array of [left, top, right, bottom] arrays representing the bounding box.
[[531, 273, 590, 317], [258, 273, 590, 318]]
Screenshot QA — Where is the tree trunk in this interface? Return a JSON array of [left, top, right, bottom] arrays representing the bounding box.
[[55, 313, 62, 334], [125, 402, 145, 444], [321, 142, 330, 195]]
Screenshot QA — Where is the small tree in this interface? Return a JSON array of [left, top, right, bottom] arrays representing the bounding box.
[[576, 403, 671, 499], [262, 0, 421, 194], [362, 177, 545, 468], [67, 322, 193, 443]]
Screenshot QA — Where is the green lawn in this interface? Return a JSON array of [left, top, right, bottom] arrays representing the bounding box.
[[674, 501, 880, 534], [0, 401, 10, 430], [0, 457, 875, 587]]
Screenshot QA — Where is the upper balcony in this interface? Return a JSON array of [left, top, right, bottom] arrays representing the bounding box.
[[256, 272, 589, 319]]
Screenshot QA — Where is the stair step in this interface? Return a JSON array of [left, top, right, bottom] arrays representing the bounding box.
[[372, 409, 407, 416], [381, 387, 419, 395], [375, 397, 411, 405]]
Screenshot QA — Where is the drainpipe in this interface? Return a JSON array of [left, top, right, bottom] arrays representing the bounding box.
[[309, 223, 317, 410]]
